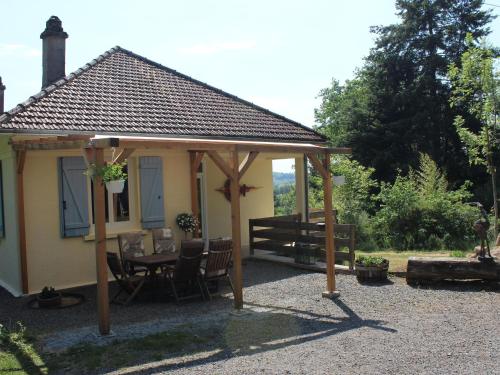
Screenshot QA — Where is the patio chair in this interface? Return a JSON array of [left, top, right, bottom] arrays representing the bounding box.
[[117, 232, 146, 275], [163, 240, 205, 303], [200, 238, 234, 300], [152, 228, 176, 255], [107, 252, 148, 305]]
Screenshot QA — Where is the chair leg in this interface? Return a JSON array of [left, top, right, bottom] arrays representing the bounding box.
[[201, 279, 212, 301], [111, 288, 124, 304], [124, 278, 146, 306], [227, 275, 235, 295], [197, 276, 207, 301], [168, 278, 180, 304]]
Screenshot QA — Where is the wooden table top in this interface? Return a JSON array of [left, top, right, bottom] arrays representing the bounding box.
[[126, 253, 177, 267]]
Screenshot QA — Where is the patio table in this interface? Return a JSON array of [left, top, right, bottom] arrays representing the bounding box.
[[123, 254, 178, 300], [126, 254, 177, 277]]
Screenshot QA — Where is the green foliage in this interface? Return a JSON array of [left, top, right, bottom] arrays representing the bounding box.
[[314, 0, 494, 190], [372, 154, 478, 250], [39, 286, 59, 299], [307, 154, 478, 251], [450, 250, 467, 258], [355, 255, 387, 267], [86, 162, 128, 183], [449, 34, 499, 238], [0, 322, 47, 374], [274, 184, 296, 216], [449, 35, 499, 170]]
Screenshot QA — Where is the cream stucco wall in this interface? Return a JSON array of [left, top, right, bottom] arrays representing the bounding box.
[[20, 148, 274, 294], [205, 155, 274, 256], [0, 136, 22, 296]]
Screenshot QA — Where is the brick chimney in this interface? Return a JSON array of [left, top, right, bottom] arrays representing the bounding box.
[[0, 77, 5, 113], [40, 16, 68, 88]]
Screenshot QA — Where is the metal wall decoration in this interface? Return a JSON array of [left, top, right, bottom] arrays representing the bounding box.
[[216, 179, 260, 202]]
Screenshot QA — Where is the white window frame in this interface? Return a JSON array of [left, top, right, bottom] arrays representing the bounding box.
[[86, 157, 140, 235]]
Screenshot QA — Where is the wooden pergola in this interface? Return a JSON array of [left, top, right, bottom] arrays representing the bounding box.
[[11, 135, 351, 335]]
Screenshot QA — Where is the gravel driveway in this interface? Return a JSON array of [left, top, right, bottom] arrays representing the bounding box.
[[2, 259, 499, 374]]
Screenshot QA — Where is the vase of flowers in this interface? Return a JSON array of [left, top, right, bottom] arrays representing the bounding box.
[[86, 162, 128, 193], [176, 213, 199, 239]]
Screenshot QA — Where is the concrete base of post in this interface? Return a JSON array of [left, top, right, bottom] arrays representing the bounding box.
[[322, 290, 340, 299]]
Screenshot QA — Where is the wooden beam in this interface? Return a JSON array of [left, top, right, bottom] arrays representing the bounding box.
[[230, 149, 244, 309], [306, 153, 328, 179], [238, 151, 259, 180], [82, 148, 95, 168], [92, 148, 110, 335], [207, 150, 232, 178], [193, 151, 205, 172], [113, 148, 135, 164], [16, 150, 26, 174], [321, 152, 338, 298], [16, 151, 28, 294], [189, 151, 204, 238]]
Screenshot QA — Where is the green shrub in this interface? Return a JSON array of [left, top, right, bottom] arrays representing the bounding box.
[[355, 255, 387, 266], [372, 154, 478, 250]]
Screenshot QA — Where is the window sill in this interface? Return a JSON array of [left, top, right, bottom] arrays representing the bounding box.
[[83, 229, 148, 242]]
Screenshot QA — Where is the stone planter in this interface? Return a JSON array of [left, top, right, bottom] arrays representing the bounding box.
[[37, 293, 62, 308], [355, 261, 389, 282]]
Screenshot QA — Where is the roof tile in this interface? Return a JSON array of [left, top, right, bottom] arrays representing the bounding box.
[[0, 46, 325, 143]]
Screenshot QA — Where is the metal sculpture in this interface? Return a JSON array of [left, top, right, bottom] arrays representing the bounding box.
[[470, 202, 494, 262], [216, 179, 260, 202]]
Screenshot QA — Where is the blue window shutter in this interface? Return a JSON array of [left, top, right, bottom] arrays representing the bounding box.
[[139, 156, 165, 229], [0, 161, 4, 238], [58, 157, 90, 237]]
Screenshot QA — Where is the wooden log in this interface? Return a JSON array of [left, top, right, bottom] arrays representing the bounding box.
[[406, 257, 500, 284]]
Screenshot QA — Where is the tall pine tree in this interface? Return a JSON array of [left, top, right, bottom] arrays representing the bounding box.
[[316, 0, 494, 188]]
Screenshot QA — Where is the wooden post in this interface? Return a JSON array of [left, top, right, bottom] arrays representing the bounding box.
[[230, 148, 244, 309], [16, 151, 28, 294], [189, 152, 200, 238], [321, 152, 339, 298], [92, 148, 110, 335], [189, 152, 204, 238]]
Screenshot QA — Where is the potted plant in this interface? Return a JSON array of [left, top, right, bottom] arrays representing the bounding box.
[[86, 162, 128, 193], [37, 286, 62, 308], [355, 255, 389, 283], [176, 213, 199, 239]]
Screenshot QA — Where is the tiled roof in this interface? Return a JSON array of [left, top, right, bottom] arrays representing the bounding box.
[[0, 47, 326, 143]]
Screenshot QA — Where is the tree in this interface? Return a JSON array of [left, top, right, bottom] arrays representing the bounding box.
[[449, 36, 499, 243], [315, 0, 494, 186]]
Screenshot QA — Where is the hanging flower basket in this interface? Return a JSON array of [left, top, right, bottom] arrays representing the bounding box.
[[106, 179, 125, 193], [85, 161, 127, 193]]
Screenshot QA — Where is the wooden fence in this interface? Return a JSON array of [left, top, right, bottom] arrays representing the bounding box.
[[249, 211, 356, 270]]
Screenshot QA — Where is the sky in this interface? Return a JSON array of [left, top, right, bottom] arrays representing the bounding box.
[[1, 0, 499, 172]]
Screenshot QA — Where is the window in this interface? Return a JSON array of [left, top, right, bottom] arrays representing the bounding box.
[[59, 156, 165, 237], [90, 165, 129, 224], [88, 160, 137, 233]]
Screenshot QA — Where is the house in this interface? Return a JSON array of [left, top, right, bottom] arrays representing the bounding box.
[[0, 16, 347, 334]]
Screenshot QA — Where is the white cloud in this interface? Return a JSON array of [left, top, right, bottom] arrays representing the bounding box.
[[179, 40, 256, 55], [0, 44, 41, 58]]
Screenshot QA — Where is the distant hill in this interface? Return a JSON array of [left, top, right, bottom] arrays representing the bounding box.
[[273, 172, 295, 187]]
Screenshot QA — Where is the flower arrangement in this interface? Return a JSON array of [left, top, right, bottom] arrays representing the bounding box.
[[176, 213, 199, 237]]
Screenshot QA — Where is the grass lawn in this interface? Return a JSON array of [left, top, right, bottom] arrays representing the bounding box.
[[0, 323, 217, 374], [354, 250, 469, 273]]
